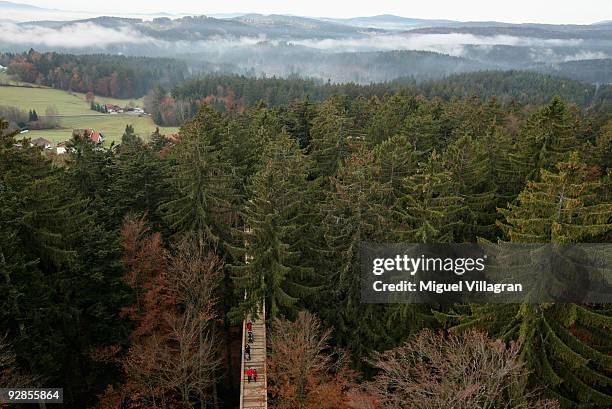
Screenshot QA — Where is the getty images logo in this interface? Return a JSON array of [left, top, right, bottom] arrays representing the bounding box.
[[372, 254, 487, 276]]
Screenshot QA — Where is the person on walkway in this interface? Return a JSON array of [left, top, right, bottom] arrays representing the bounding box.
[[247, 320, 253, 332], [245, 344, 251, 361], [246, 367, 253, 383], [253, 368, 258, 382], [248, 329, 254, 343]]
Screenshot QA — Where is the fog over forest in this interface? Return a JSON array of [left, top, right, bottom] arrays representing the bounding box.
[[1, 3, 611, 84]]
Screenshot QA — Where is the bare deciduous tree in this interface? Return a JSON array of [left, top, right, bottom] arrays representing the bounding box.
[[366, 329, 559, 409]]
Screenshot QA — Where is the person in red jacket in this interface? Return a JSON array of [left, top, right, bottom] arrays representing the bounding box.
[[246, 367, 254, 383], [247, 320, 253, 331]]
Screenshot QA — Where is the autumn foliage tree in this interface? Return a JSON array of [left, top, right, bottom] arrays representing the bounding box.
[[97, 217, 222, 409], [267, 311, 356, 409]]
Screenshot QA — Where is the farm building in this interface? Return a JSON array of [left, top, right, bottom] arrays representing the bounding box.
[[30, 137, 52, 149], [105, 104, 123, 113], [56, 142, 67, 155], [72, 129, 105, 144]]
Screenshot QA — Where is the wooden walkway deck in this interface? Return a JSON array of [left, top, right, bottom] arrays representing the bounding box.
[[239, 305, 267, 409]]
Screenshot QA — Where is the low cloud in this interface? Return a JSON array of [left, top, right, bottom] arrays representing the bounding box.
[[290, 33, 583, 56], [173, 36, 270, 52], [1, 22, 159, 48], [0, 23, 594, 64], [528, 48, 609, 63], [563, 51, 609, 61]]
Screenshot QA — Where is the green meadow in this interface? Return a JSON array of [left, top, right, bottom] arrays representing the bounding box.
[[0, 85, 178, 144]]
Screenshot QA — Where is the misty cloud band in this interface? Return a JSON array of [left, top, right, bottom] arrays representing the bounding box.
[[360, 243, 612, 304]]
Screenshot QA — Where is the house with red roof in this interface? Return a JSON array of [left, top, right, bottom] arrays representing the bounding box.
[[90, 130, 104, 144], [72, 129, 105, 145]]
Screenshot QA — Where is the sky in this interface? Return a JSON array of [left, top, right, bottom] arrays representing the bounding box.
[[15, 0, 612, 24]]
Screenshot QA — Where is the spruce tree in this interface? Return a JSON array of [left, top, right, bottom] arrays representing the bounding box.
[[366, 93, 417, 147], [371, 134, 418, 235], [285, 97, 315, 148], [121, 124, 137, 145], [161, 105, 234, 243], [231, 132, 314, 319], [0, 119, 130, 406], [511, 96, 580, 182], [441, 134, 498, 241], [308, 97, 353, 181], [453, 153, 612, 407], [594, 120, 612, 172], [149, 127, 168, 151], [488, 126, 527, 206], [317, 151, 397, 366], [401, 98, 445, 152], [65, 132, 114, 226], [399, 150, 465, 243], [372, 134, 417, 205], [110, 132, 172, 227]]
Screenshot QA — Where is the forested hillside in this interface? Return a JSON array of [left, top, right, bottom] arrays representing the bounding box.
[[0, 50, 190, 98], [145, 71, 609, 126], [1, 87, 611, 407]]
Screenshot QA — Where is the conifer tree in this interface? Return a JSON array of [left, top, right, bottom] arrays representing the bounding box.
[[220, 116, 265, 202], [285, 97, 315, 148], [487, 126, 527, 206], [110, 132, 172, 227], [401, 98, 445, 152], [149, 127, 168, 151], [399, 151, 465, 243], [231, 132, 314, 319], [453, 153, 612, 407], [0, 119, 130, 406], [372, 134, 417, 205], [366, 93, 418, 147], [161, 105, 234, 243], [498, 152, 611, 243], [442, 134, 498, 241], [121, 124, 137, 145], [65, 132, 115, 227], [308, 97, 353, 181], [594, 120, 612, 172], [371, 134, 418, 235], [317, 151, 396, 365], [511, 97, 580, 182]]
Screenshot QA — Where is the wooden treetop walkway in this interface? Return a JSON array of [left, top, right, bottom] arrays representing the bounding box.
[[239, 305, 268, 409]]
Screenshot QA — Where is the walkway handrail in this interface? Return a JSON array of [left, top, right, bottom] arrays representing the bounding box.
[[239, 305, 247, 408], [239, 300, 267, 409], [261, 301, 268, 408]]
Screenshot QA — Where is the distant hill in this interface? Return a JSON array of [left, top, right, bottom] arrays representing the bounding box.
[[537, 58, 612, 84], [405, 25, 612, 40], [413, 70, 598, 106], [321, 14, 458, 30], [2, 12, 611, 84]]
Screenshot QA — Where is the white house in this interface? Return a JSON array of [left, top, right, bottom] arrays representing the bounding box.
[[56, 142, 67, 155]]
